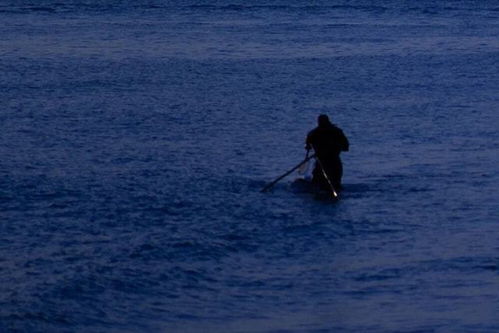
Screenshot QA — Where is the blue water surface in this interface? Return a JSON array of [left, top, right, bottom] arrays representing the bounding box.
[[1, 1, 499, 332]]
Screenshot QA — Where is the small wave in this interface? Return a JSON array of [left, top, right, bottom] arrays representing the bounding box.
[[222, 233, 250, 241], [419, 256, 498, 274], [353, 269, 402, 282], [0, 6, 56, 14], [186, 4, 388, 12], [25, 6, 55, 12], [474, 264, 497, 271]]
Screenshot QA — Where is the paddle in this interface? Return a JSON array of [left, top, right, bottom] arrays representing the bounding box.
[[260, 153, 316, 193], [313, 152, 339, 199]]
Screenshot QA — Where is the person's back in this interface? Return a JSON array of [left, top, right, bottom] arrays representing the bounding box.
[[306, 115, 349, 191]]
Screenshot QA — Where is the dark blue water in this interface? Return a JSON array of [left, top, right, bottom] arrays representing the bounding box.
[[2, 1, 499, 332]]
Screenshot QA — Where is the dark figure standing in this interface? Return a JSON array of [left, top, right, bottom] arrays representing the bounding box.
[[306, 115, 349, 192]]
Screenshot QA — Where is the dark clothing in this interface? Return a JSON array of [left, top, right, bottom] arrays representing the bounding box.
[[306, 122, 349, 191]]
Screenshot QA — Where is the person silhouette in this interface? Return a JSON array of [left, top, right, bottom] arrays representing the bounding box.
[[306, 114, 349, 192]]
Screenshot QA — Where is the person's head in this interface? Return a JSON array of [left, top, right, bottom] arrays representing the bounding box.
[[318, 114, 331, 127]]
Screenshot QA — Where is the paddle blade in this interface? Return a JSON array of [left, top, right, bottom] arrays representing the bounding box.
[[297, 159, 310, 175]]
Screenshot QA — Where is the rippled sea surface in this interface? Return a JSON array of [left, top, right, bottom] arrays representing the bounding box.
[[1, 1, 499, 332]]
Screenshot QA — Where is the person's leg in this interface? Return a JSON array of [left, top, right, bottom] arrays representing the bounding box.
[[324, 157, 343, 191], [333, 161, 343, 191]]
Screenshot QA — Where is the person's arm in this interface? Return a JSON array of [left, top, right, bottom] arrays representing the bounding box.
[[305, 132, 312, 151]]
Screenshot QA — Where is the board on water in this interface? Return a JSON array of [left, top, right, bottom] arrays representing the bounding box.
[[291, 178, 340, 201]]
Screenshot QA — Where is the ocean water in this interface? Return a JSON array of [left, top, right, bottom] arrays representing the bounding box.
[[1, 1, 499, 332]]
